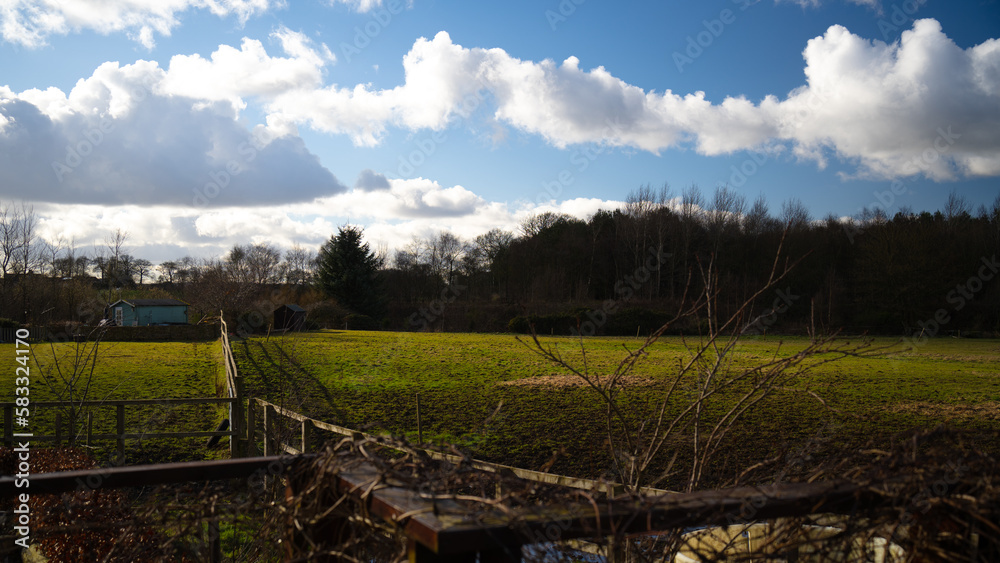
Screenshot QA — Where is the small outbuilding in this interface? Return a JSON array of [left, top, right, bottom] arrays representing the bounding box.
[[274, 304, 306, 331], [109, 298, 189, 326]]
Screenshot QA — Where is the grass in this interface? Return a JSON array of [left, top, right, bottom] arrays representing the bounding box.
[[2, 338, 228, 463], [234, 330, 1000, 488], [5, 330, 995, 483]]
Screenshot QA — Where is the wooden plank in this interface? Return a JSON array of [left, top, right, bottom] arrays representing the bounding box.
[[0, 455, 306, 497], [321, 462, 885, 555]]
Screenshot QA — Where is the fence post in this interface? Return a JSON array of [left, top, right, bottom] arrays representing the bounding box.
[[301, 419, 313, 454], [208, 504, 221, 563], [54, 412, 62, 446], [87, 412, 93, 447], [245, 398, 257, 457], [3, 405, 11, 448], [117, 404, 126, 463], [263, 404, 276, 456], [233, 379, 244, 458]]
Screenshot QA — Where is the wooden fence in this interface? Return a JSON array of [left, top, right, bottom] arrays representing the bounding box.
[[220, 314, 246, 457], [249, 398, 672, 497], [0, 447, 907, 562], [2, 398, 237, 461], [0, 327, 40, 344]]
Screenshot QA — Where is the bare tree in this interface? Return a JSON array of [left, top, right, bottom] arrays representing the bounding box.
[[780, 197, 811, 230], [157, 261, 179, 283], [434, 232, 463, 286], [12, 203, 40, 275], [42, 236, 65, 277], [680, 184, 705, 225], [102, 228, 130, 303], [520, 234, 880, 494], [742, 194, 772, 236], [32, 325, 113, 450], [624, 184, 672, 298], [708, 185, 747, 251], [245, 243, 282, 286], [519, 211, 569, 237], [943, 189, 971, 222], [0, 202, 19, 278], [283, 244, 315, 286], [133, 258, 153, 285]]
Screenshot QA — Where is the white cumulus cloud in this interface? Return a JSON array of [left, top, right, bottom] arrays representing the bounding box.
[[264, 22, 999, 180], [0, 54, 346, 206], [0, 0, 279, 49]]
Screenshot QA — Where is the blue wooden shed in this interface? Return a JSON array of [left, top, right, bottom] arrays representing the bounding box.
[[109, 298, 189, 326]]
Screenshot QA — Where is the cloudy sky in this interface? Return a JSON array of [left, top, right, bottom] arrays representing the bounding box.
[[1, 0, 998, 264]]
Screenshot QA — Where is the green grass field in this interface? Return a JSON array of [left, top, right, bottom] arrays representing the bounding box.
[[234, 330, 1000, 488], [2, 339, 228, 463], [5, 331, 996, 482]]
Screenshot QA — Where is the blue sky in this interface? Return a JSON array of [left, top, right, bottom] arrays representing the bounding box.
[[1, 0, 998, 263]]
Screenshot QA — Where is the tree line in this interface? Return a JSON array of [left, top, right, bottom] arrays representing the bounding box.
[[3, 185, 999, 336], [381, 186, 1000, 335]]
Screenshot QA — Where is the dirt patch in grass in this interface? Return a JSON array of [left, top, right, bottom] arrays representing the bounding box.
[[889, 401, 1000, 421], [498, 374, 656, 388]]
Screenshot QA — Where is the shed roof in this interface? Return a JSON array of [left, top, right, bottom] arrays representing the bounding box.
[[111, 298, 188, 308]]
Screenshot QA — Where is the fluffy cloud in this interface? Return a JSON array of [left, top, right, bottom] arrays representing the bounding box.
[[326, 0, 401, 13], [780, 19, 1000, 179], [329, 177, 485, 219], [160, 27, 334, 113], [13, 17, 992, 210], [0, 0, 277, 49], [33, 182, 622, 263], [354, 169, 391, 191], [0, 54, 346, 206], [264, 23, 1000, 179]]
